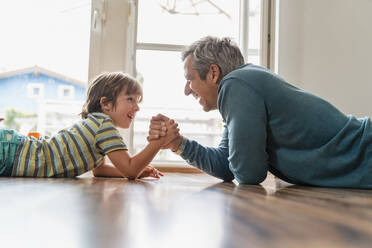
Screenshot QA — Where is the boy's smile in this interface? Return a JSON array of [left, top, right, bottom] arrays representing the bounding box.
[[102, 90, 141, 129]]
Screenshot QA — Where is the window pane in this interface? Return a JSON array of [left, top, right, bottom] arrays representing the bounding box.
[[33, 88, 41, 96], [0, 0, 91, 136], [137, 50, 199, 109], [249, 0, 262, 50], [134, 50, 223, 162], [137, 0, 240, 45], [248, 0, 262, 64], [248, 56, 260, 65]]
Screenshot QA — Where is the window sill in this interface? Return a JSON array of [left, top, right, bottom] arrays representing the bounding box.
[[151, 161, 203, 173]]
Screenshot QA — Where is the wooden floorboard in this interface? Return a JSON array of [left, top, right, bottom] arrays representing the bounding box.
[[1, 172, 372, 248]]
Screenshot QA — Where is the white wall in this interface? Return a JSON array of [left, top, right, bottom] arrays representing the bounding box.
[[277, 0, 372, 117]]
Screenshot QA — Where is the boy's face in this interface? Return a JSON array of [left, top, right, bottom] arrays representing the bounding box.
[[102, 90, 141, 129]]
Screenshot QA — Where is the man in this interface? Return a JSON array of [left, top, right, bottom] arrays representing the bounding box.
[[148, 36, 372, 188]]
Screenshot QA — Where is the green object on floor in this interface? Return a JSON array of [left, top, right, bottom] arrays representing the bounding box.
[[0, 129, 23, 176]]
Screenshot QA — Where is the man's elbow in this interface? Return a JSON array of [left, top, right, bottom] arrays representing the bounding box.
[[221, 174, 235, 182], [235, 172, 267, 185]]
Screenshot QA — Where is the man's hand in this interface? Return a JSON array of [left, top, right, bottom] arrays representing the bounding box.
[[147, 114, 182, 150], [161, 119, 180, 146], [138, 166, 164, 179]]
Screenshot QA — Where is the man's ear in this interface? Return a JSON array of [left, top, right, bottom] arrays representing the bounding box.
[[99, 97, 112, 112], [208, 64, 221, 84]]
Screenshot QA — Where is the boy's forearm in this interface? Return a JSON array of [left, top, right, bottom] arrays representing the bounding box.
[[93, 163, 125, 177], [128, 139, 163, 177]]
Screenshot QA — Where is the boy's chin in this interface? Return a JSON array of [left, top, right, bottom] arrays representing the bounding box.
[[117, 122, 131, 129], [122, 124, 130, 129]]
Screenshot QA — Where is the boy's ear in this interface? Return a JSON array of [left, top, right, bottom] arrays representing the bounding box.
[[208, 64, 221, 85], [99, 97, 112, 112]]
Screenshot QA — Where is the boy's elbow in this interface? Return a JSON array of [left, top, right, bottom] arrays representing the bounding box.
[[126, 171, 139, 180], [92, 168, 100, 177], [125, 158, 141, 179]]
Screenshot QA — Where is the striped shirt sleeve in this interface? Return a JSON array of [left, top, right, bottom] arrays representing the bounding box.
[[95, 118, 127, 154]]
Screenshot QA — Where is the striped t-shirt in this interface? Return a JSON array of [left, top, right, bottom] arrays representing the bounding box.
[[11, 112, 127, 177]]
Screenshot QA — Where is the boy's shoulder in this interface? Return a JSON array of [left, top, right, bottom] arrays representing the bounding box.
[[86, 112, 114, 127], [89, 112, 110, 120]]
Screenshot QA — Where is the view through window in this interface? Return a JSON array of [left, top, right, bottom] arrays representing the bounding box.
[[134, 0, 263, 163], [0, 0, 91, 137]]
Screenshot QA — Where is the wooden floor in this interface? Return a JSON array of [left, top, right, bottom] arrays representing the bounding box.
[[1, 172, 372, 248]]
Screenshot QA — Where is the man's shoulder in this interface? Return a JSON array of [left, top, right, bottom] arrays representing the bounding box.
[[219, 64, 279, 96], [223, 64, 270, 82], [219, 65, 262, 93]]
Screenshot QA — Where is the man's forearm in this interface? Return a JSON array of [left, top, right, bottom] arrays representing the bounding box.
[[164, 135, 183, 151], [180, 138, 234, 182]]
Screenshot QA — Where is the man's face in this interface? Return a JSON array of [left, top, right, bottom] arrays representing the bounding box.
[[183, 55, 219, 112]]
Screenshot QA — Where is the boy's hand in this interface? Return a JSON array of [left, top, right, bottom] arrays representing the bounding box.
[[138, 166, 164, 179], [148, 114, 170, 140], [148, 119, 167, 140]]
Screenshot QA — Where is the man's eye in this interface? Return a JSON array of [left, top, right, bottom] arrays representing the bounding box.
[[127, 97, 133, 102]]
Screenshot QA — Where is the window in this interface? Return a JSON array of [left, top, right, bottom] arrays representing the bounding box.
[[27, 83, 44, 98], [58, 85, 75, 99], [133, 0, 265, 164], [0, 0, 91, 134]]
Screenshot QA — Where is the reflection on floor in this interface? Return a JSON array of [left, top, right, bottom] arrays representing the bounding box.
[[1, 172, 372, 248]]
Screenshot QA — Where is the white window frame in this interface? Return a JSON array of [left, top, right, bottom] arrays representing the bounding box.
[[261, 0, 278, 71], [132, 0, 272, 164], [27, 83, 44, 99], [57, 85, 75, 99], [88, 0, 275, 156]]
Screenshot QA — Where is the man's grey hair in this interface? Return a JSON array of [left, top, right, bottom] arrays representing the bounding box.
[[181, 36, 245, 80]]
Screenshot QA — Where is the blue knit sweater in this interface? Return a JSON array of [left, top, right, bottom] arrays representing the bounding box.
[[180, 64, 372, 188]]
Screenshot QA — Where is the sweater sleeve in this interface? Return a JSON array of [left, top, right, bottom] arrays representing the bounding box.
[[218, 77, 269, 184], [180, 126, 235, 182]]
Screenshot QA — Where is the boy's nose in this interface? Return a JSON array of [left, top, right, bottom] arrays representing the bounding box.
[[134, 103, 140, 112]]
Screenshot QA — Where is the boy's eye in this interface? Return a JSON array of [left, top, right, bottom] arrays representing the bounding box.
[[126, 95, 141, 103]]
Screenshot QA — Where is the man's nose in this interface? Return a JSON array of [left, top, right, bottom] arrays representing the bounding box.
[[184, 81, 192, 96]]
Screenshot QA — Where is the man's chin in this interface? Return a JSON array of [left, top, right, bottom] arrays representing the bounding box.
[[202, 105, 219, 112], [202, 105, 211, 112], [199, 100, 216, 112]]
